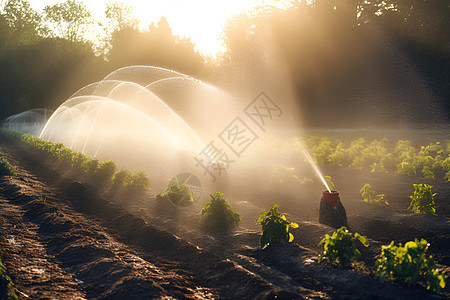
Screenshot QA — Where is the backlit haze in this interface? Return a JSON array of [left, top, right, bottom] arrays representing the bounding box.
[[28, 0, 286, 56]]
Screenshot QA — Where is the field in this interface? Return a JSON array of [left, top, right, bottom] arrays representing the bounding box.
[[0, 129, 449, 299]]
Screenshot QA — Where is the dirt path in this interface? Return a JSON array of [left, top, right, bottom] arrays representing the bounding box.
[[0, 135, 448, 299], [0, 165, 217, 299]]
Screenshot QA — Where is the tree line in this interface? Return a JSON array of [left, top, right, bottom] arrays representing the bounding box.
[[0, 0, 448, 127]]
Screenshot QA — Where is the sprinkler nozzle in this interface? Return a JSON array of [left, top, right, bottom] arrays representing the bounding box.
[[319, 190, 348, 229]]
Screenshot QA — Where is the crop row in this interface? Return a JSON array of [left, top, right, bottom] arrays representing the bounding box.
[[305, 136, 450, 180], [0, 256, 19, 300], [0, 129, 151, 191], [159, 180, 446, 293], [0, 147, 16, 177], [195, 195, 446, 294]]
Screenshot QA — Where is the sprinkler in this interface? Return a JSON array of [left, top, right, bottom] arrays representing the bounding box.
[[319, 190, 348, 229]]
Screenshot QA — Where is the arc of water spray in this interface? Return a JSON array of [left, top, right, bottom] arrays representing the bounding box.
[[81, 82, 137, 155], [40, 106, 77, 142], [291, 136, 331, 193], [139, 82, 206, 150], [90, 99, 182, 158]]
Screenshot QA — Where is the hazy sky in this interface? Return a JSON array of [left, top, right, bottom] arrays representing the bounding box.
[[26, 0, 269, 56]]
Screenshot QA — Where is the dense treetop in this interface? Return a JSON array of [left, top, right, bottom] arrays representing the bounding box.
[[0, 0, 448, 126]]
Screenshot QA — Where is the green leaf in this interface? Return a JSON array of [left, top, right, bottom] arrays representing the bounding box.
[[354, 233, 369, 247], [289, 233, 294, 242], [258, 205, 298, 248]]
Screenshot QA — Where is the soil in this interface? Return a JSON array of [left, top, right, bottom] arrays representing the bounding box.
[[0, 134, 449, 299]]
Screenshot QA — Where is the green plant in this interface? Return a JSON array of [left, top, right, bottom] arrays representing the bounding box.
[[112, 169, 132, 186], [126, 169, 151, 190], [81, 158, 99, 175], [95, 160, 117, 182], [328, 142, 349, 167], [0, 257, 19, 300], [112, 169, 150, 191], [257, 204, 298, 248], [360, 184, 388, 205], [396, 161, 416, 176], [0, 156, 16, 177], [374, 239, 447, 293], [408, 184, 436, 215], [311, 137, 334, 164], [324, 175, 335, 190], [199, 192, 241, 231], [370, 162, 388, 173], [162, 180, 194, 206], [318, 226, 368, 269]]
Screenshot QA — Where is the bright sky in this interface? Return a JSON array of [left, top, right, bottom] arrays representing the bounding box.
[[27, 0, 274, 56]]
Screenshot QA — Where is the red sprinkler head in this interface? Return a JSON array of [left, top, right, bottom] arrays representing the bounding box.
[[321, 190, 340, 208], [319, 190, 348, 229]]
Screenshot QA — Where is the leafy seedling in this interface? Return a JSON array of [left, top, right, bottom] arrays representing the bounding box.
[[360, 184, 388, 205], [318, 226, 368, 269], [199, 192, 241, 231], [374, 239, 447, 293], [324, 175, 335, 191], [257, 205, 298, 248], [163, 180, 194, 207], [408, 184, 436, 215]]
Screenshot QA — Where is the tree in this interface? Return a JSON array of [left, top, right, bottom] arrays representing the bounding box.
[[2, 0, 46, 44], [107, 16, 204, 76], [105, 1, 139, 32], [101, 1, 140, 56], [44, 0, 93, 43]]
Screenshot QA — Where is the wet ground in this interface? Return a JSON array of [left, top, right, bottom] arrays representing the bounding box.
[[0, 135, 448, 299]]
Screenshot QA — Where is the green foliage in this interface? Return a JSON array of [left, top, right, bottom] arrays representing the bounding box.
[[408, 184, 436, 215], [324, 175, 334, 191], [328, 142, 349, 167], [0, 146, 16, 176], [396, 161, 416, 176], [374, 239, 447, 293], [2, 130, 144, 190], [162, 180, 194, 206], [257, 204, 298, 248], [0, 257, 19, 300], [44, 0, 93, 42], [0, 156, 16, 177], [95, 160, 117, 182], [126, 169, 150, 191], [81, 157, 99, 175], [360, 184, 388, 205], [105, 1, 139, 31], [318, 226, 369, 269], [112, 168, 132, 186], [305, 135, 450, 180], [199, 192, 241, 231], [3, 0, 47, 42], [311, 137, 334, 164], [112, 168, 150, 191]]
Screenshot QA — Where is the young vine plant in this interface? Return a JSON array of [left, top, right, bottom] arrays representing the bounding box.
[[257, 205, 298, 248], [318, 226, 369, 269], [374, 239, 447, 293]]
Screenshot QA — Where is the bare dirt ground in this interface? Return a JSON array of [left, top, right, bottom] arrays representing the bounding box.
[[0, 135, 449, 299]]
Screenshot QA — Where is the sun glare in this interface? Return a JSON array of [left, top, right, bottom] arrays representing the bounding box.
[[27, 0, 272, 56], [127, 0, 262, 55]]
